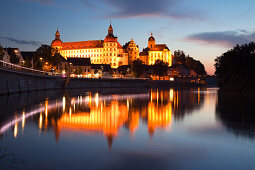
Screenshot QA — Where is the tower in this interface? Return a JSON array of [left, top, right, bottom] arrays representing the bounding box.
[[148, 33, 155, 48], [108, 22, 113, 36], [51, 28, 63, 51], [127, 39, 139, 64], [55, 28, 61, 41]]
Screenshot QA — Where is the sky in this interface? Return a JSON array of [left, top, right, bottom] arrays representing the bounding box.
[[0, 0, 255, 75]]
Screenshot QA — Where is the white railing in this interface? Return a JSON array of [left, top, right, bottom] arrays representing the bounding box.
[[0, 60, 61, 76]]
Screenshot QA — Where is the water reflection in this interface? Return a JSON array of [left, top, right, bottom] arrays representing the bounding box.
[[0, 88, 205, 149], [216, 92, 255, 139]]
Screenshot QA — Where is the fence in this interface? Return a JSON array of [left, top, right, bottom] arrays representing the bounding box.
[[0, 60, 61, 76]]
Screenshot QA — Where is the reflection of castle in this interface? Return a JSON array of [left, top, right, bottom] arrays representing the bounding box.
[[10, 88, 204, 149]]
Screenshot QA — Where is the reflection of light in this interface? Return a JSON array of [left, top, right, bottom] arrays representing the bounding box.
[[0, 93, 149, 136], [63, 97, 66, 112], [95, 93, 99, 107], [207, 89, 210, 109], [157, 89, 159, 104], [127, 99, 129, 110], [69, 107, 72, 117], [14, 122, 18, 138], [176, 91, 179, 109], [39, 113, 42, 130], [22, 112, 25, 130], [170, 89, 174, 102], [45, 100, 48, 119], [198, 88, 200, 104]]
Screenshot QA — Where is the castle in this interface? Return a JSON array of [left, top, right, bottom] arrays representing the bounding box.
[[51, 23, 173, 69]]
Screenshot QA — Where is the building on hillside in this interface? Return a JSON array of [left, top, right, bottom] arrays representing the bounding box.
[[139, 33, 173, 66], [51, 23, 129, 69], [51, 24, 173, 70], [169, 63, 197, 77]]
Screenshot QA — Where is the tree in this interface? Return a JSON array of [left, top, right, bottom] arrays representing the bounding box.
[[215, 42, 255, 91], [0, 45, 5, 60], [22, 57, 32, 68], [75, 67, 82, 75], [33, 45, 65, 71], [173, 50, 207, 75], [9, 50, 19, 64], [152, 60, 169, 79], [94, 68, 98, 74], [131, 59, 145, 78], [174, 50, 186, 64]]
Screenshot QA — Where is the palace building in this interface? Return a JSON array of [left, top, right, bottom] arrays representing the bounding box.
[[51, 23, 173, 69], [139, 33, 172, 66]]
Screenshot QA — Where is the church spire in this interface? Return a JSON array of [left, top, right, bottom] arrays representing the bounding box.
[[55, 27, 60, 40], [108, 21, 113, 36]]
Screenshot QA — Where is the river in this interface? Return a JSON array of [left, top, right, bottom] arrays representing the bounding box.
[[0, 88, 254, 170]]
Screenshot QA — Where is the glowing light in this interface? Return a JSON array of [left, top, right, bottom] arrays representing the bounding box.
[[95, 93, 99, 107], [45, 100, 48, 119], [198, 88, 200, 104], [170, 89, 174, 102], [69, 107, 72, 117], [39, 113, 42, 130], [170, 77, 174, 81], [63, 96, 66, 112], [22, 111, 25, 130], [14, 122, 18, 138]]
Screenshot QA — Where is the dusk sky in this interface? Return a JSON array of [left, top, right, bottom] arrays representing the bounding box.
[[1, 0, 255, 74]]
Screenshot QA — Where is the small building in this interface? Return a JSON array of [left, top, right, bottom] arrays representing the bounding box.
[[139, 33, 172, 66], [67, 58, 92, 78]]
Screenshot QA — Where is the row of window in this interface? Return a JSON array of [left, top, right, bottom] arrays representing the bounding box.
[[65, 52, 120, 58], [61, 49, 104, 54], [91, 58, 117, 62], [60, 48, 120, 55], [105, 43, 117, 47]]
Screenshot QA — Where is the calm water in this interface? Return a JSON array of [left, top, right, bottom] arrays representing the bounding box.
[[0, 88, 255, 170]]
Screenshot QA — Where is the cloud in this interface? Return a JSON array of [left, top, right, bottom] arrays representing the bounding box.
[[0, 36, 42, 46], [186, 30, 255, 48], [82, 0, 202, 19]]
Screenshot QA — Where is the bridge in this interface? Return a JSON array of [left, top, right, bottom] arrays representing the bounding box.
[[0, 60, 152, 95]]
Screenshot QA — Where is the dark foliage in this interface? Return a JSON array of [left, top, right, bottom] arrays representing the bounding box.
[[174, 50, 207, 75], [131, 59, 145, 78], [215, 42, 255, 91], [152, 59, 169, 78], [33, 45, 64, 70], [0, 45, 4, 60], [9, 50, 19, 64]]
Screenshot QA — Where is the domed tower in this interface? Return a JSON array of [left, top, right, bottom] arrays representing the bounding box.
[[51, 28, 63, 50], [108, 23, 113, 36], [148, 33, 155, 48], [104, 22, 119, 67]]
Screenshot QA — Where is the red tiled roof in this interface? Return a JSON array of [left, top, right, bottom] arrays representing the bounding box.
[[62, 40, 104, 50], [60, 40, 123, 50], [150, 44, 170, 51]]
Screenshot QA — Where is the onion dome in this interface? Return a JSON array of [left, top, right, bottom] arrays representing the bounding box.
[[148, 33, 155, 42], [51, 28, 62, 47]]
